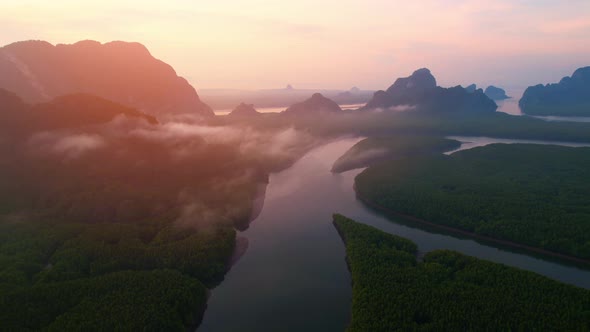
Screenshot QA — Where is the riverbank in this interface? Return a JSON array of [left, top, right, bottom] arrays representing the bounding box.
[[333, 214, 590, 331], [354, 185, 590, 267]]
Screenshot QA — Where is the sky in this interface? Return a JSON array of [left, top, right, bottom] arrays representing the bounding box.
[[1, 0, 589, 90]]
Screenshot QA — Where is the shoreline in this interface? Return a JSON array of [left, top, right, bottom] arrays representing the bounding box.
[[228, 236, 249, 268], [354, 185, 590, 267]]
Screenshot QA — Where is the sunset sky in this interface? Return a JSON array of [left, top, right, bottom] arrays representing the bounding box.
[[1, 0, 589, 90]]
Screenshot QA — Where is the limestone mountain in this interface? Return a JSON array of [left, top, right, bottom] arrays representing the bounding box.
[[485, 86, 510, 100], [361, 68, 497, 113], [228, 103, 260, 117], [465, 84, 477, 93], [0, 40, 213, 116], [283, 93, 342, 115], [520, 66, 590, 116]]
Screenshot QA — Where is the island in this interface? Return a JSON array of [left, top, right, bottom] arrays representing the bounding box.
[[519, 66, 590, 116], [360, 68, 497, 113], [334, 214, 590, 332], [228, 102, 261, 117], [484, 85, 510, 100], [464, 84, 477, 93], [355, 143, 590, 261], [282, 92, 342, 116]]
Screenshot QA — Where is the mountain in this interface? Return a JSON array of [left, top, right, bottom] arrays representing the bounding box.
[[465, 84, 477, 93], [282, 93, 342, 115], [520, 66, 590, 116], [0, 40, 213, 116], [31, 93, 158, 129], [0, 90, 157, 135], [228, 103, 260, 116], [386, 68, 437, 94], [0, 88, 30, 134], [361, 68, 497, 113], [485, 86, 510, 100]]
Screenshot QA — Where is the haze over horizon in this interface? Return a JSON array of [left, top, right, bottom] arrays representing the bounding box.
[[1, 0, 589, 91]]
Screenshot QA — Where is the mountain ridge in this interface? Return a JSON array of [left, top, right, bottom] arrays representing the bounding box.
[[0, 40, 213, 117]]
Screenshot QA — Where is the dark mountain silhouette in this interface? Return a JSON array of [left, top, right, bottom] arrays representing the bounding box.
[[282, 93, 342, 115], [228, 102, 260, 117], [0, 40, 213, 116], [0, 88, 30, 133], [485, 86, 510, 100], [0, 90, 157, 135], [386, 68, 437, 94], [520, 66, 590, 116], [465, 84, 477, 93], [334, 87, 373, 105], [361, 68, 497, 113]]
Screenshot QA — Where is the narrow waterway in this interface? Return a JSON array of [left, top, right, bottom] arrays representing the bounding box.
[[199, 137, 590, 332]]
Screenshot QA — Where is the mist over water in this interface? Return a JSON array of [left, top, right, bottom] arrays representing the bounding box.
[[214, 103, 366, 116]]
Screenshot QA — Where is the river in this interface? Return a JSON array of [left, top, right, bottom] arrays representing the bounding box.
[[198, 137, 590, 332]]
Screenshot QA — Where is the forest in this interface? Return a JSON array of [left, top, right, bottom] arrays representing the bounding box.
[[0, 101, 317, 329], [4, 85, 590, 330], [331, 135, 460, 173], [355, 144, 590, 260], [0, 206, 236, 330], [333, 214, 590, 332]]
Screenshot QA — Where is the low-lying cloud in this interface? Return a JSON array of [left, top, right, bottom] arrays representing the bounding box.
[[28, 132, 106, 158], [371, 104, 417, 113]]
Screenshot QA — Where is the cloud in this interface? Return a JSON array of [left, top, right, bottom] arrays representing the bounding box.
[[371, 105, 417, 113], [130, 121, 317, 165], [28, 132, 106, 158], [53, 134, 105, 156]]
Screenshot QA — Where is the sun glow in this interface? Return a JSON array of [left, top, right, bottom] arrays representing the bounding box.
[[1, 0, 589, 89]]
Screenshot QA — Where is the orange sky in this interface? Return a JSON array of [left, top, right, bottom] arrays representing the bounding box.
[[1, 0, 589, 90]]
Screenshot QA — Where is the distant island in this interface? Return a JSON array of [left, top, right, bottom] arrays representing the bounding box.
[[360, 68, 497, 113], [520, 66, 590, 116], [0, 40, 213, 116], [464, 84, 477, 93], [484, 85, 510, 100], [228, 102, 260, 117], [200, 87, 374, 110], [282, 93, 342, 115]]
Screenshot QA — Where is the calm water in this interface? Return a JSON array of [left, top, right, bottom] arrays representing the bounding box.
[[214, 104, 365, 115], [199, 137, 590, 332], [496, 88, 590, 122]]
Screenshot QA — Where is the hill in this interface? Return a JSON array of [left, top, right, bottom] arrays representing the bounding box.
[[361, 68, 497, 113], [0, 40, 213, 116], [520, 66, 590, 116]]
